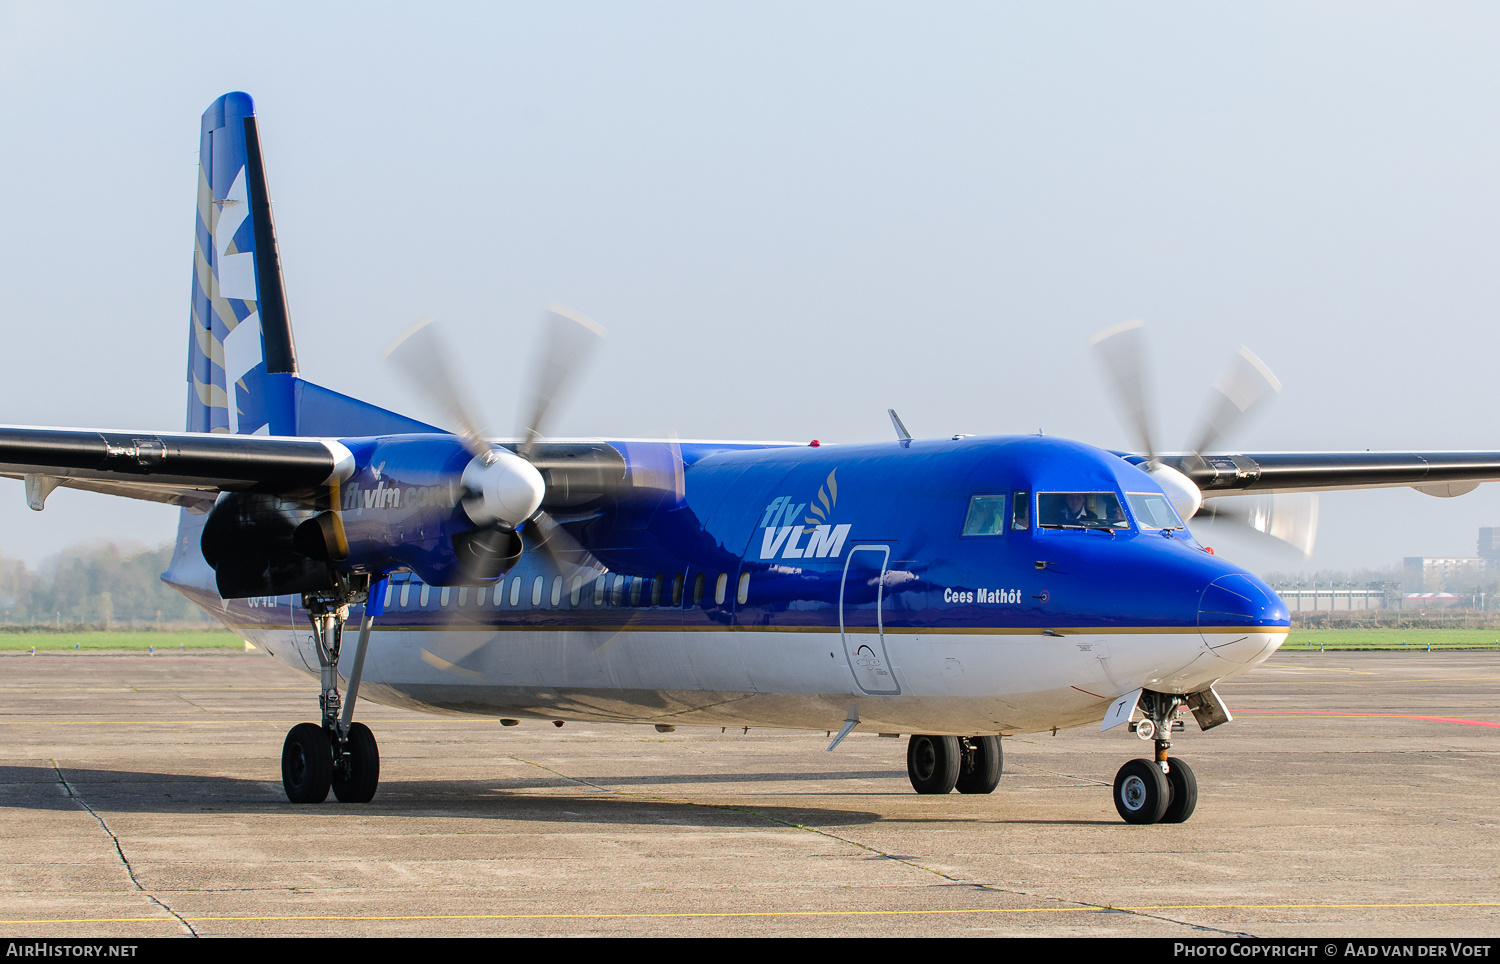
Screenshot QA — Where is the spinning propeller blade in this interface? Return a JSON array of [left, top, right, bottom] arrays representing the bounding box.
[[1090, 319, 1157, 461], [1196, 493, 1319, 558], [384, 307, 607, 583], [1186, 346, 1282, 464], [1090, 322, 1311, 556], [520, 305, 606, 460], [382, 317, 490, 458]]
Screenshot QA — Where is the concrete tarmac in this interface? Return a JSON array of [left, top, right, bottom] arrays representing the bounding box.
[[1, 648, 1497, 937]]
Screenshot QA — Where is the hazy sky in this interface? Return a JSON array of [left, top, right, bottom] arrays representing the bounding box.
[[1, 2, 1499, 573]]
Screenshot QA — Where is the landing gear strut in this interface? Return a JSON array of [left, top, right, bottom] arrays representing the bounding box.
[[956, 736, 1002, 794], [282, 573, 382, 804], [1113, 691, 1197, 825]]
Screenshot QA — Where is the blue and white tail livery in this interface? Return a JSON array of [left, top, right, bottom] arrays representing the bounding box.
[[188, 92, 296, 436]]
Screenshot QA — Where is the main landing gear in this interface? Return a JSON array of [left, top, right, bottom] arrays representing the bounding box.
[[1113, 691, 1197, 825], [282, 574, 382, 804], [906, 735, 1002, 795]]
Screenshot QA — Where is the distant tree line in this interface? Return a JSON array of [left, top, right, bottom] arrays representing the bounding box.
[[1264, 564, 1500, 599], [1262, 565, 1403, 590], [0, 542, 214, 630]]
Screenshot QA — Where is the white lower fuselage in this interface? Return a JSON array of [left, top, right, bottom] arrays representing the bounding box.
[[239, 619, 1285, 736]]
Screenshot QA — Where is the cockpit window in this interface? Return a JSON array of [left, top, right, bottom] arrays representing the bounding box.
[[1126, 492, 1186, 530], [1011, 490, 1030, 531], [962, 494, 1007, 536], [1037, 492, 1129, 529]]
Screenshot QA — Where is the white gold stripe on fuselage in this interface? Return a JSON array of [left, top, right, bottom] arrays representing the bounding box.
[[241, 624, 1285, 737]]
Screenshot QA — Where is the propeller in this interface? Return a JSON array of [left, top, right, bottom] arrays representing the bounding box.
[[520, 305, 606, 460], [1195, 493, 1318, 557], [1090, 321, 1315, 556], [1184, 345, 1283, 474], [1089, 320, 1158, 461], [383, 316, 491, 458], [383, 306, 608, 581]]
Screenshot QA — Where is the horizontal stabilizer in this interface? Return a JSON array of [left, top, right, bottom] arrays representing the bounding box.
[[293, 378, 443, 438]]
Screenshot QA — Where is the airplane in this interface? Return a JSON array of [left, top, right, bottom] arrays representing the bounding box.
[[6, 91, 1500, 825]]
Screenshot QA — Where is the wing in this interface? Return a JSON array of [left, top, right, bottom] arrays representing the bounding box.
[[1155, 451, 1500, 498], [0, 425, 354, 513]]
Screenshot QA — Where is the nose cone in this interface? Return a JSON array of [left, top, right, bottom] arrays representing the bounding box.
[[1199, 573, 1290, 664]]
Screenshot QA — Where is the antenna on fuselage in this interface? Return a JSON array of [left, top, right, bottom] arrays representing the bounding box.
[[888, 409, 912, 447]]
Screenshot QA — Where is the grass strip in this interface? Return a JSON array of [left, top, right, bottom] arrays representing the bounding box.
[[0, 631, 243, 651]]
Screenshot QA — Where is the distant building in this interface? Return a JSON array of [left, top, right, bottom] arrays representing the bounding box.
[[1403, 556, 1489, 592], [1402, 592, 1464, 610], [1276, 587, 1388, 612], [1479, 527, 1500, 566]]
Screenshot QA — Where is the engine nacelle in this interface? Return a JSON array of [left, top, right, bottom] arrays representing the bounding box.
[[198, 435, 626, 596], [201, 492, 338, 598], [202, 436, 516, 594]]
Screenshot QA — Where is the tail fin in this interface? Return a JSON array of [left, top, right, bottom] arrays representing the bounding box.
[[188, 92, 296, 436], [170, 93, 440, 599], [186, 93, 442, 441]]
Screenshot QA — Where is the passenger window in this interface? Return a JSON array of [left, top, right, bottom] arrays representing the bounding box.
[[962, 495, 1007, 536], [532, 575, 544, 607], [612, 574, 626, 606], [551, 576, 563, 607], [651, 575, 663, 606], [671, 574, 684, 607], [385, 583, 395, 608], [629, 576, 642, 607], [736, 572, 750, 605], [457, 587, 468, 607], [419, 583, 430, 607], [594, 575, 607, 607], [440, 587, 451, 607], [510, 577, 522, 607], [1011, 491, 1031, 531], [691, 573, 705, 607], [714, 573, 728, 605]]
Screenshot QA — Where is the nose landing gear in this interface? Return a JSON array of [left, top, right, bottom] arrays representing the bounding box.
[[282, 574, 383, 804], [1113, 691, 1198, 825]]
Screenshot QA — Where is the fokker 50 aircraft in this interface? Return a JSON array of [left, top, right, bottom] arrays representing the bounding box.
[[7, 93, 1500, 824]]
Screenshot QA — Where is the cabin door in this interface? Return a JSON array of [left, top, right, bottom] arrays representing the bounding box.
[[839, 544, 901, 695]]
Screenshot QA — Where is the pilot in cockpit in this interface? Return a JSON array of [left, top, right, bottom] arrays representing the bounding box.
[[1055, 493, 1099, 525]]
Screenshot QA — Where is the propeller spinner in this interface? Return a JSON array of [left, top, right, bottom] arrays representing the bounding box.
[[384, 306, 607, 580]]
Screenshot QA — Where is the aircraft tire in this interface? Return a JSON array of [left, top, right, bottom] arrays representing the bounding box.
[[907, 735, 961, 794], [1160, 758, 1198, 824], [955, 736, 1002, 794], [332, 722, 381, 803], [1113, 758, 1169, 824], [282, 723, 333, 804]]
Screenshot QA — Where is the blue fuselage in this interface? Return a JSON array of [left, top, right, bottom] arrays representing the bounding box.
[[169, 434, 1289, 735]]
